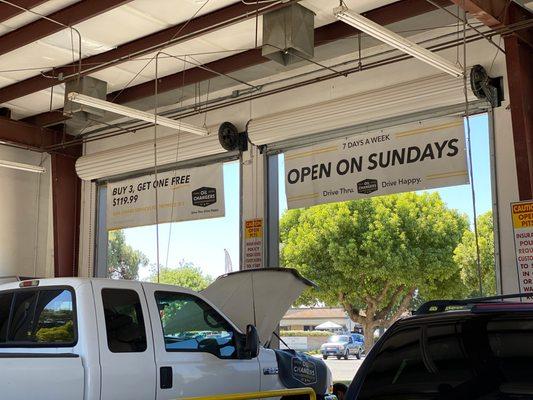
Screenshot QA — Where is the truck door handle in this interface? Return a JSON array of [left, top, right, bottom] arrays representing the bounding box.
[[160, 366, 173, 389]]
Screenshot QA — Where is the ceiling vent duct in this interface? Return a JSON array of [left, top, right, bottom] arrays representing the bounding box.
[[262, 3, 314, 66], [63, 76, 107, 135]]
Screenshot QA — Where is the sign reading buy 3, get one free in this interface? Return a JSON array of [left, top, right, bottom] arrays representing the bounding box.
[[107, 163, 225, 230], [284, 116, 468, 209]]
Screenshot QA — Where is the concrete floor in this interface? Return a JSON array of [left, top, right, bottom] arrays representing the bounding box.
[[313, 355, 365, 383]]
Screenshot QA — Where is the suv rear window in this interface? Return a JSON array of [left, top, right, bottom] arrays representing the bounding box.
[[0, 288, 75, 346], [357, 315, 533, 399]]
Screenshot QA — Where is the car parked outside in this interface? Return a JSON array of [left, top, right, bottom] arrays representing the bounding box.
[[321, 334, 364, 360], [346, 294, 533, 400]]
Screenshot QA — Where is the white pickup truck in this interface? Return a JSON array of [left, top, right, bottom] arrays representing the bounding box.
[[0, 268, 331, 400]]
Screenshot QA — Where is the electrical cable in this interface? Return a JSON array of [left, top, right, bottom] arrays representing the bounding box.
[[44, 17, 532, 150], [460, 3, 484, 296], [0, 0, 83, 86], [164, 56, 188, 270], [425, 0, 506, 54]]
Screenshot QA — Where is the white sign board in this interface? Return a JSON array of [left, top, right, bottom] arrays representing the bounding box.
[[280, 336, 308, 351], [511, 201, 533, 297], [107, 164, 224, 230], [284, 117, 468, 209]]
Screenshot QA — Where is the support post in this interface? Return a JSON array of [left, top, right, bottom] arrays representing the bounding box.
[[505, 35, 533, 200], [51, 149, 82, 277]]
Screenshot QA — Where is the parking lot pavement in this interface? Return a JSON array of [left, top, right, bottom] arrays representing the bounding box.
[[313, 355, 364, 383]]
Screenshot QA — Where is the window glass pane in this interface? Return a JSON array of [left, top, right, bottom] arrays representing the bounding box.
[[359, 328, 423, 399], [358, 317, 533, 398], [4, 289, 75, 346], [33, 290, 75, 344], [0, 292, 13, 343], [155, 291, 236, 358], [102, 289, 147, 353], [8, 291, 38, 342]]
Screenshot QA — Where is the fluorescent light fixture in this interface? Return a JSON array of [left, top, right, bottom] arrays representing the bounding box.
[[334, 6, 464, 78], [0, 160, 45, 174], [67, 92, 209, 136]]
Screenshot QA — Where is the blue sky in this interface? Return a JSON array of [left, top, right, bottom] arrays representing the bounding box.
[[122, 114, 491, 281]]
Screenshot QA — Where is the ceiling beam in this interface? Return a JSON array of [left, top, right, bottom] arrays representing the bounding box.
[[449, 0, 506, 27], [450, 0, 533, 44], [0, 0, 293, 105], [24, 0, 451, 126], [0, 0, 47, 23], [0, 115, 77, 156], [0, 0, 132, 57]]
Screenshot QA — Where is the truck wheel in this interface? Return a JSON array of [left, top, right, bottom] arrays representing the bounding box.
[[336, 355, 342, 360], [322, 355, 328, 360], [344, 350, 349, 360], [356, 348, 362, 359]]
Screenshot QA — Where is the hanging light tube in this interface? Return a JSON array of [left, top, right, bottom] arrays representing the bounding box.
[[0, 160, 45, 174], [334, 6, 464, 78], [67, 92, 210, 136]]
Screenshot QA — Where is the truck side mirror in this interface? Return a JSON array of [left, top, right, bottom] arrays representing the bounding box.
[[244, 324, 260, 359]]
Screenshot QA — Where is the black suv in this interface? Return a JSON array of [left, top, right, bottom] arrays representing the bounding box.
[[346, 294, 533, 400]]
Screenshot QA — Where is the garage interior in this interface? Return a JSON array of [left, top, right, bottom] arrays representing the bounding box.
[[0, 0, 532, 328]]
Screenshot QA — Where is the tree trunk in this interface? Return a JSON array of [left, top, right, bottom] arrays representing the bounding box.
[[362, 321, 376, 351]]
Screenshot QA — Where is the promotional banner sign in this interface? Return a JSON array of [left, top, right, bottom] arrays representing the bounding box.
[[284, 117, 468, 209], [511, 201, 533, 297], [107, 164, 224, 230]]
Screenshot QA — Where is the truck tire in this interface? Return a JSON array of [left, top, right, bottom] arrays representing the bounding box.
[[336, 355, 342, 360], [356, 348, 362, 360], [323, 355, 328, 360]]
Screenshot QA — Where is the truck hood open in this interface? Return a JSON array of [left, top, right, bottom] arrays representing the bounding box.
[[202, 268, 315, 345]]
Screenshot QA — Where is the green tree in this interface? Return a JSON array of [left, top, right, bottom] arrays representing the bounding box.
[[280, 192, 468, 347], [153, 261, 213, 291], [454, 211, 496, 297], [108, 230, 148, 280]]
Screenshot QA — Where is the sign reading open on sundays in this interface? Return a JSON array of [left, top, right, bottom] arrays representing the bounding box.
[[107, 163, 224, 230], [284, 116, 469, 209]]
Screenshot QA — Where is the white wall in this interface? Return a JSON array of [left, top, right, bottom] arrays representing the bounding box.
[[77, 37, 519, 291], [0, 146, 53, 278]]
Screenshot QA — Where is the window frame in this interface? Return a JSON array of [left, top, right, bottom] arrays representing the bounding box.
[[154, 290, 240, 359], [0, 285, 78, 348], [101, 288, 148, 354]]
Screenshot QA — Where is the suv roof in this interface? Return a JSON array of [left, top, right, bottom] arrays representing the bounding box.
[[414, 293, 533, 316]]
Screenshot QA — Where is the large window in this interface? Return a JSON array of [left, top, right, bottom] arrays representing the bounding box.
[[0, 288, 75, 346], [98, 161, 240, 285], [155, 291, 237, 359], [102, 288, 147, 353]]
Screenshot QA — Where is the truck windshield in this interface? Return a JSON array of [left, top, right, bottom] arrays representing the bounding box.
[[355, 315, 533, 400]]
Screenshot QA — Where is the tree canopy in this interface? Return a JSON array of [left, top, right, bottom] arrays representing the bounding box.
[[107, 230, 148, 280], [454, 211, 496, 297], [280, 192, 469, 346], [152, 261, 213, 291]]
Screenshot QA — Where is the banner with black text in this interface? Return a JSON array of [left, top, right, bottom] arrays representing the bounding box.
[[284, 117, 468, 209], [107, 164, 224, 230]]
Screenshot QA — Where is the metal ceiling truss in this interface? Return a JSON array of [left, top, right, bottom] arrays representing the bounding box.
[[0, 0, 47, 23], [0, 0, 296, 105], [0, 0, 133, 57], [23, 0, 452, 128]]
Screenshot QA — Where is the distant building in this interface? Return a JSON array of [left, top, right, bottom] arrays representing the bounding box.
[[281, 307, 361, 332]]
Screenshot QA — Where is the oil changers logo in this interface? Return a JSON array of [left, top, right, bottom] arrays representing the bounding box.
[[357, 179, 378, 194], [192, 187, 217, 207], [291, 357, 317, 385]]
